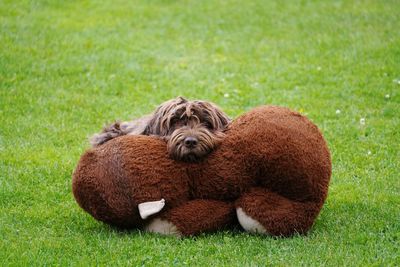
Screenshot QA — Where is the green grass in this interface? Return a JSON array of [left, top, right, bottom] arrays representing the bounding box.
[[1, 0, 399, 265]]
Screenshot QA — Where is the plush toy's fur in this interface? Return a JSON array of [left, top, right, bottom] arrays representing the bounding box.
[[73, 106, 331, 237]]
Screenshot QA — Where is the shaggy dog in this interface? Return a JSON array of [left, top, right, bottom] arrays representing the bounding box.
[[90, 97, 230, 162]]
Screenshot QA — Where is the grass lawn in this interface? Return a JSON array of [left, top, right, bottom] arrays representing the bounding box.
[[1, 0, 399, 265]]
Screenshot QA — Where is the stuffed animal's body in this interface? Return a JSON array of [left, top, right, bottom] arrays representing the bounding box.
[[72, 106, 331, 236]]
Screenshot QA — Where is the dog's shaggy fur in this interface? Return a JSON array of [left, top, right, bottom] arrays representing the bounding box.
[[90, 97, 230, 162]]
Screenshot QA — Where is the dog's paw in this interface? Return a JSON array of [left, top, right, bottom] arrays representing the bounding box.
[[90, 122, 124, 147]]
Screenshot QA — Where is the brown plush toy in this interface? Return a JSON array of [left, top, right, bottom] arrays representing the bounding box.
[[72, 106, 331, 237]]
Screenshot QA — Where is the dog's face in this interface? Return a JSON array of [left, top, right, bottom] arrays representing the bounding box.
[[144, 97, 230, 162]]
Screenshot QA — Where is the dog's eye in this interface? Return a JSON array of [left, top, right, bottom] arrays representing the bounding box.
[[171, 118, 184, 127], [205, 122, 214, 129]]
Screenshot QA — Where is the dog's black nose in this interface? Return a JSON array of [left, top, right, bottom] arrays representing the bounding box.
[[184, 137, 198, 148]]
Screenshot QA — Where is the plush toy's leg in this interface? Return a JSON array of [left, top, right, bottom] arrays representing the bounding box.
[[236, 188, 321, 236], [144, 200, 235, 237]]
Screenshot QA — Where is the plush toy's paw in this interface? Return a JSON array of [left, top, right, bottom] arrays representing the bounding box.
[[144, 218, 181, 237], [236, 208, 267, 234], [138, 199, 166, 220]]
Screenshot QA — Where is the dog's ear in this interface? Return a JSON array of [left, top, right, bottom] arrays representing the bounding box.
[[143, 108, 166, 136], [213, 107, 230, 130]]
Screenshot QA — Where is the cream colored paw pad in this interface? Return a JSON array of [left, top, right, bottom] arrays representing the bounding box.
[[144, 218, 181, 237], [236, 207, 267, 234]]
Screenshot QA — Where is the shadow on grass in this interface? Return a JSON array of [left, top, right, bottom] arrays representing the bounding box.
[[71, 199, 398, 242]]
